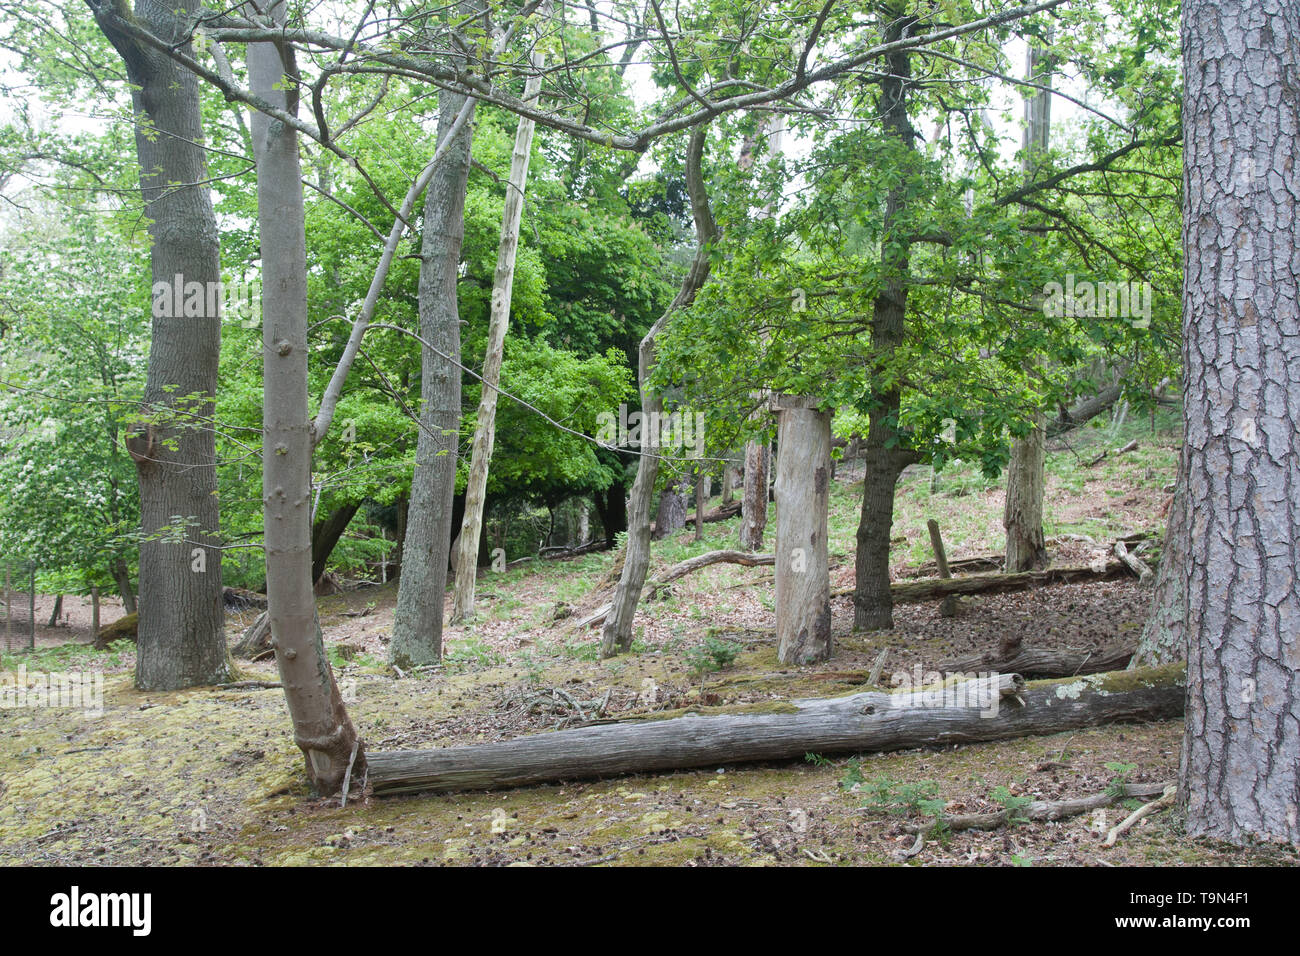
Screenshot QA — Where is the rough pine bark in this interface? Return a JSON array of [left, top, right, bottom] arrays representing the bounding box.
[[1180, 0, 1300, 845], [390, 85, 476, 667], [90, 0, 227, 689], [247, 1, 362, 794]]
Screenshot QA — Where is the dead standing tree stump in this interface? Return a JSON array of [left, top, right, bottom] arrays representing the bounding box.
[[772, 395, 832, 665]]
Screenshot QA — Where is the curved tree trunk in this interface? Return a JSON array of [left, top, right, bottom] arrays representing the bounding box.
[[452, 28, 547, 624], [311, 501, 360, 585], [1180, 0, 1300, 845], [390, 78, 477, 667], [247, 1, 362, 795], [91, 0, 227, 690], [600, 127, 717, 657]]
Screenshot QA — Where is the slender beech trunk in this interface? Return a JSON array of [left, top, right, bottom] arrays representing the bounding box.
[[773, 395, 832, 664], [452, 35, 546, 623], [390, 86, 476, 666], [854, 22, 921, 631], [1003, 38, 1052, 572], [1180, 0, 1300, 845], [247, 4, 362, 794], [737, 115, 785, 551], [90, 0, 227, 689], [600, 127, 717, 657]]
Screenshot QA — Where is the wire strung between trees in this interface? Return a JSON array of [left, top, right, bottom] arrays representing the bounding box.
[[364, 323, 735, 465]]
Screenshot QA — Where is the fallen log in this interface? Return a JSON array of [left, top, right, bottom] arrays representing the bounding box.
[[575, 550, 777, 626], [941, 643, 1134, 678], [683, 501, 742, 527], [93, 612, 138, 648], [834, 560, 1131, 603], [900, 780, 1174, 834], [1114, 540, 1153, 584], [366, 665, 1185, 795]]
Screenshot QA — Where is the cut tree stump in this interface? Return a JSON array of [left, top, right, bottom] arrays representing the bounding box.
[[366, 665, 1184, 795]]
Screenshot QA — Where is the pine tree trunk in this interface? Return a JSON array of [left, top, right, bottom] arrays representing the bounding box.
[[452, 31, 546, 623], [1180, 0, 1300, 846], [247, 4, 363, 795], [773, 396, 832, 664], [390, 83, 476, 667], [91, 0, 227, 690]]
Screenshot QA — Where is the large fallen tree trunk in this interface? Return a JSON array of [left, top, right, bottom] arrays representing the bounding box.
[[366, 665, 1184, 795], [835, 560, 1132, 603], [93, 612, 138, 648], [941, 643, 1134, 678], [683, 501, 741, 528]]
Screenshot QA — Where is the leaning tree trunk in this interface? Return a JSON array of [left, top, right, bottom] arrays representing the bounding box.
[[1180, 0, 1300, 846], [247, 1, 362, 795], [110, 558, 137, 616], [600, 127, 717, 657], [1003, 39, 1052, 573], [390, 84, 477, 667], [773, 396, 832, 664], [1130, 462, 1187, 668], [451, 30, 546, 624], [91, 0, 227, 690], [854, 23, 920, 632], [310, 501, 360, 585]]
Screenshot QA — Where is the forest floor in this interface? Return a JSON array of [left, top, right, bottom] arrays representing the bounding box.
[[2, 411, 1296, 866]]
